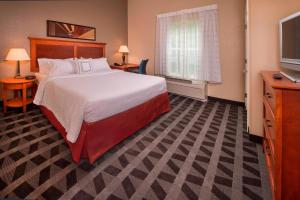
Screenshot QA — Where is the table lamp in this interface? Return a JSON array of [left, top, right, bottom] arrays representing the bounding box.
[[118, 45, 129, 65], [6, 48, 30, 79]]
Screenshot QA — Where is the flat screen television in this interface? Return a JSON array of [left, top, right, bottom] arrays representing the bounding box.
[[280, 12, 300, 82]]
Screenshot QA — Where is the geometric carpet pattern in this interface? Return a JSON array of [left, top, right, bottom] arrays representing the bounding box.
[[0, 93, 272, 200]]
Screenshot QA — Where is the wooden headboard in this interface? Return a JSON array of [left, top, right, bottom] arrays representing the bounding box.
[[29, 37, 106, 72]]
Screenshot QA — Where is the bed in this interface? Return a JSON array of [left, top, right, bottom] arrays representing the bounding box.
[[29, 37, 170, 164]]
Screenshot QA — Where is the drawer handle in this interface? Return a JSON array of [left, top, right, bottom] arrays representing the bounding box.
[[265, 145, 271, 155], [265, 92, 272, 98], [266, 120, 272, 128]]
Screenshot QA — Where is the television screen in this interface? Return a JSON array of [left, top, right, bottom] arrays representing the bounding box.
[[281, 15, 300, 60]]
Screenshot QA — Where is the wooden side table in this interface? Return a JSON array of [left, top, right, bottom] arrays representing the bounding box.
[[1, 78, 36, 113], [110, 63, 139, 71]]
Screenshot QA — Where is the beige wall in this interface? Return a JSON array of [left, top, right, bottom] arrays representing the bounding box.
[[128, 0, 245, 102], [248, 0, 300, 136], [0, 0, 128, 79]]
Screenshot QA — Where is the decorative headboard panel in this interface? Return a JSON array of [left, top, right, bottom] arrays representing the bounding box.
[[29, 37, 106, 72]]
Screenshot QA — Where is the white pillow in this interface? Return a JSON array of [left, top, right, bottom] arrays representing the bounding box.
[[92, 58, 111, 72], [49, 59, 76, 77], [74, 58, 111, 74], [38, 58, 74, 74], [37, 58, 53, 74], [75, 60, 94, 74]]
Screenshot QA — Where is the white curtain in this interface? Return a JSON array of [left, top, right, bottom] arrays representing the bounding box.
[[155, 5, 221, 83]]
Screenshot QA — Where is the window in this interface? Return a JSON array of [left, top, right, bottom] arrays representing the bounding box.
[[166, 20, 200, 80], [155, 5, 222, 83]]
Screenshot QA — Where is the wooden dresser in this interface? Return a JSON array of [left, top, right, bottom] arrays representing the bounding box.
[[261, 71, 300, 200]]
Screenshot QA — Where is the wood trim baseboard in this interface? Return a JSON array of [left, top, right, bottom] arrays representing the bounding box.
[[208, 96, 245, 107], [248, 132, 263, 144]]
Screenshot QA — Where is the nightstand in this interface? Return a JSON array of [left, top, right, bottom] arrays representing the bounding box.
[[1, 78, 36, 113], [110, 63, 139, 71]]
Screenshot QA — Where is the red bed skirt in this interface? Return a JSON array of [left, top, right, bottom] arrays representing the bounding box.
[[40, 92, 170, 164]]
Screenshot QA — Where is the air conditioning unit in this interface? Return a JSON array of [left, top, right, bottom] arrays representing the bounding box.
[[166, 79, 207, 101]]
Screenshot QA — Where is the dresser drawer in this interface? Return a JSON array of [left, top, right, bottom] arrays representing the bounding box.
[[263, 138, 275, 196], [264, 121, 275, 164], [263, 98, 276, 144], [264, 102, 275, 142], [264, 81, 276, 114]]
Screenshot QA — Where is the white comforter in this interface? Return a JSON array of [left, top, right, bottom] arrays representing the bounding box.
[[34, 70, 167, 143]]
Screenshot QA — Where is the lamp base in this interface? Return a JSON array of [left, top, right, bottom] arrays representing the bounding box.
[[122, 54, 126, 65], [15, 61, 24, 79]]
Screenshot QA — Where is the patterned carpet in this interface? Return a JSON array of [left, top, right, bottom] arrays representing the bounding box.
[[0, 94, 272, 200]]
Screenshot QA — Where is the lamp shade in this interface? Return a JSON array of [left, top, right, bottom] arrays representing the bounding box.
[[118, 45, 129, 53], [6, 48, 30, 61]]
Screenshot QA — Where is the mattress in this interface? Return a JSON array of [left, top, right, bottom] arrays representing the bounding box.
[[34, 70, 167, 143]]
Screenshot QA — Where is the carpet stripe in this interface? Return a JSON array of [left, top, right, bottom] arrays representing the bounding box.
[[0, 139, 65, 177], [231, 106, 244, 199], [0, 150, 70, 197], [257, 141, 273, 200], [0, 110, 40, 121], [0, 130, 58, 159], [132, 101, 215, 200], [198, 104, 230, 200], [0, 125, 53, 147], [0, 114, 44, 128], [0, 119, 48, 135], [26, 162, 78, 199], [165, 102, 221, 200]]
